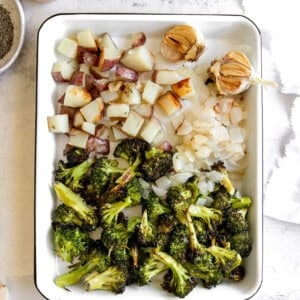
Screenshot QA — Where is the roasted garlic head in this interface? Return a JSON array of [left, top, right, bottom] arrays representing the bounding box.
[[161, 25, 205, 62], [208, 50, 277, 96]]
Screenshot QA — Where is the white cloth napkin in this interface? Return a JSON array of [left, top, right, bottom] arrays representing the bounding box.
[[242, 0, 300, 94], [264, 99, 300, 223]]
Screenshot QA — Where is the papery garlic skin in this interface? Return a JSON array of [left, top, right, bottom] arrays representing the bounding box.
[[161, 25, 205, 62]]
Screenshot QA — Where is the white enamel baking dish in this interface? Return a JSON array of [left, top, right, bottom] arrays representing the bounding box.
[[35, 14, 263, 300]]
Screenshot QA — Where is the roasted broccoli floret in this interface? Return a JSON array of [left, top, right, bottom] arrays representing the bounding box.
[[55, 158, 94, 191], [125, 177, 143, 203], [52, 204, 84, 229], [142, 192, 170, 223], [54, 225, 91, 263], [193, 219, 210, 246], [54, 248, 110, 288], [101, 222, 130, 250], [151, 249, 196, 298], [157, 213, 178, 235], [139, 147, 173, 181], [168, 225, 189, 262], [54, 182, 98, 230], [65, 147, 89, 166], [185, 176, 201, 203], [166, 184, 193, 225], [206, 245, 242, 276], [185, 212, 226, 288], [229, 231, 252, 258], [210, 187, 232, 213], [225, 208, 249, 233], [188, 204, 223, 231], [89, 157, 124, 196], [138, 256, 168, 285], [135, 210, 156, 246], [113, 138, 151, 164], [226, 265, 245, 282], [84, 265, 127, 293], [100, 179, 143, 227]]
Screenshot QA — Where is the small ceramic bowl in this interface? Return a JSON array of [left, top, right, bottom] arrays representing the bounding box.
[[0, 0, 25, 74]]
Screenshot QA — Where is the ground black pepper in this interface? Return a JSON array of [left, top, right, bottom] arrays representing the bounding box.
[[0, 5, 14, 59]]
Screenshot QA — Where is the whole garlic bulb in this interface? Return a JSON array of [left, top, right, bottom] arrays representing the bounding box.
[[161, 25, 205, 63], [208, 50, 276, 96]]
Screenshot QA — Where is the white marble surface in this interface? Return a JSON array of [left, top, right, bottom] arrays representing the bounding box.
[[0, 0, 300, 299]]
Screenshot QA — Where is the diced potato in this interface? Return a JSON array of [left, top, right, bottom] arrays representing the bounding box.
[[81, 121, 96, 135], [112, 126, 129, 141], [171, 77, 195, 98], [131, 104, 153, 118], [68, 129, 89, 149], [142, 80, 163, 104], [120, 46, 154, 72], [80, 98, 104, 123], [106, 103, 130, 118], [57, 37, 78, 59], [98, 48, 123, 71], [47, 114, 69, 133], [140, 116, 162, 143], [157, 91, 182, 116], [121, 83, 141, 105], [96, 32, 117, 50], [100, 90, 119, 103], [73, 111, 85, 128], [152, 69, 183, 85], [51, 60, 77, 81], [79, 63, 90, 74], [64, 85, 92, 108], [77, 29, 97, 50], [121, 111, 145, 136]]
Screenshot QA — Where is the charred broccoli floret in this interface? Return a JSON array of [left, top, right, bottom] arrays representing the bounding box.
[[113, 138, 151, 164], [229, 196, 252, 210], [89, 157, 124, 196], [166, 184, 193, 225], [139, 147, 173, 181], [168, 225, 189, 262], [100, 179, 143, 227], [142, 191, 170, 223], [54, 248, 110, 288], [65, 147, 89, 166], [225, 208, 249, 233], [55, 158, 94, 191], [151, 248, 196, 298], [54, 225, 91, 263], [138, 256, 168, 285], [229, 231, 252, 258], [84, 265, 127, 294], [188, 204, 223, 231], [206, 245, 242, 276], [212, 162, 235, 196], [226, 265, 245, 282], [52, 204, 84, 229], [54, 182, 98, 230]]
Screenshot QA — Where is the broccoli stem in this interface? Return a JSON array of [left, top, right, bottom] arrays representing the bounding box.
[[55, 257, 100, 288]]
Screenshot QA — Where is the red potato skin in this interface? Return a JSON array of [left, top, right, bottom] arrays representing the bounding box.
[[87, 137, 110, 155], [132, 32, 146, 47], [116, 65, 138, 82], [69, 71, 85, 86], [58, 94, 65, 104], [99, 57, 120, 72], [51, 71, 67, 83], [77, 46, 99, 66]]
